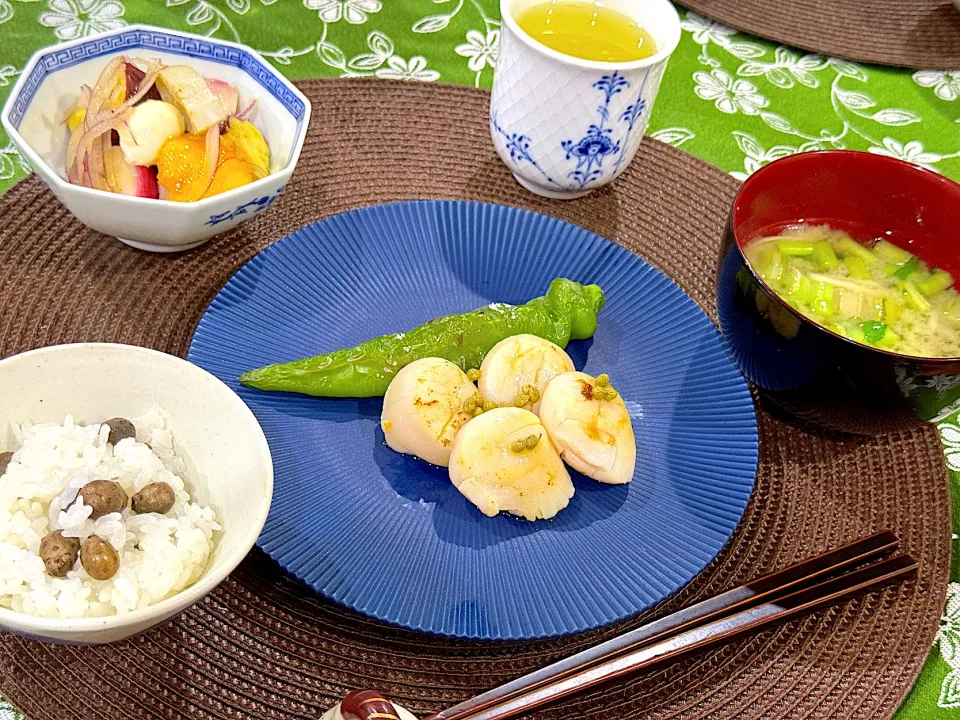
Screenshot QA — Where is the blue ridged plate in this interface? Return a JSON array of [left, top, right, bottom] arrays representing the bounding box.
[[187, 200, 758, 640]]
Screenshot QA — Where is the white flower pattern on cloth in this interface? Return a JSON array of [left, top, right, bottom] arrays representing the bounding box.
[[680, 11, 735, 46], [303, 0, 381, 24], [868, 137, 943, 172], [0, 65, 18, 89], [456, 29, 498, 73], [679, 8, 957, 181], [913, 70, 960, 102], [939, 422, 960, 472], [0, 141, 28, 182], [693, 68, 769, 115], [39, 0, 126, 40], [728, 131, 802, 180], [737, 47, 826, 90], [650, 127, 696, 149], [936, 582, 960, 707], [0, 697, 24, 720], [375, 56, 440, 82]]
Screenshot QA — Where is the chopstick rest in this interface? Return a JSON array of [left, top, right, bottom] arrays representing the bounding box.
[[323, 690, 417, 720]]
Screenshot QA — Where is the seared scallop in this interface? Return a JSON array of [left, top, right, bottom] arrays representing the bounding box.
[[380, 358, 477, 467], [448, 407, 573, 520], [539, 371, 636, 485], [478, 334, 574, 413]]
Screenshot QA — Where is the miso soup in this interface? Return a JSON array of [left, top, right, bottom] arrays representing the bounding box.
[[744, 226, 960, 358]]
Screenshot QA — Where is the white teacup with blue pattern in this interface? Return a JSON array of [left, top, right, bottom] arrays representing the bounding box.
[[491, 0, 681, 200]]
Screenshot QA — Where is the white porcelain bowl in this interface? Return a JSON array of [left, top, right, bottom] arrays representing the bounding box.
[[0, 343, 273, 643], [0, 25, 311, 253]]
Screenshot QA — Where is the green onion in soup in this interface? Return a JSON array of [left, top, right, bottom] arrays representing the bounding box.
[[743, 226, 960, 358]]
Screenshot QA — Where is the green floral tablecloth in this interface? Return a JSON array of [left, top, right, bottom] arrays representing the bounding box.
[[0, 1, 958, 718]]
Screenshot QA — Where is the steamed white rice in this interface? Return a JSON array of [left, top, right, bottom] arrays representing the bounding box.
[[0, 411, 220, 618]]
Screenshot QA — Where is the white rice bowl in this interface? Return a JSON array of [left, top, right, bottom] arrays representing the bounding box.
[[0, 411, 219, 619]]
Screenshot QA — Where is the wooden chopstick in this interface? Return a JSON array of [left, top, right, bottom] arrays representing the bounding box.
[[427, 531, 899, 720], [444, 553, 916, 720]]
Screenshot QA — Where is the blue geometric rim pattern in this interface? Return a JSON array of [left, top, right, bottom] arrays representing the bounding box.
[[8, 28, 306, 130], [187, 200, 759, 640]]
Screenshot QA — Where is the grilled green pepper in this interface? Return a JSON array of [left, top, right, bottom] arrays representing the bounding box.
[[239, 278, 606, 398]]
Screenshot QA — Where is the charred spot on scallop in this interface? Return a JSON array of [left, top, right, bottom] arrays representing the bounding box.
[[579, 379, 594, 400]]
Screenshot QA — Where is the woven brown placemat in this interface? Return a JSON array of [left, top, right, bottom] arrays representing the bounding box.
[[681, 0, 960, 69], [0, 79, 951, 720]]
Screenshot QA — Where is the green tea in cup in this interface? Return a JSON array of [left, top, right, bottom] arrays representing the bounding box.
[[515, 0, 659, 62]]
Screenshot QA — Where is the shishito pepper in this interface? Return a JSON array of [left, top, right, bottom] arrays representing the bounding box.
[[239, 278, 606, 397]]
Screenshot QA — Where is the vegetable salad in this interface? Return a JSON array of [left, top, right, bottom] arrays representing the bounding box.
[[63, 56, 270, 202]]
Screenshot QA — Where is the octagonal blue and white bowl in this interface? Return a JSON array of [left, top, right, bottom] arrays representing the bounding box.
[[0, 25, 311, 253]]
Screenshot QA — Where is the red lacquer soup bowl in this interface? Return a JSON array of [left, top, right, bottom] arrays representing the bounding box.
[[716, 150, 960, 434]]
